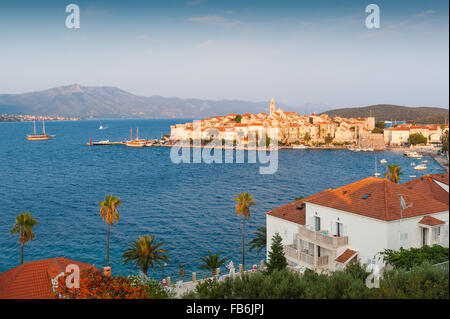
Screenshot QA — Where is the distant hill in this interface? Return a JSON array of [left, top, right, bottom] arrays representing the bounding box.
[[0, 84, 328, 119], [321, 104, 449, 124]]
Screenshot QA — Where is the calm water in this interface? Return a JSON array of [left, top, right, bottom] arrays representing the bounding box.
[[0, 119, 445, 279]]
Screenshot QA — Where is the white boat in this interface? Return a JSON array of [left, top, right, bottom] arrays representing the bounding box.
[[380, 159, 387, 164], [367, 148, 374, 152], [99, 124, 104, 130], [354, 148, 362, 152], [421, 160, 428, 163], [405, 151, 422, 158], [293, 145, 308, 149], [409, 175, 417, 178], [410, 162, 416, 166], [413, 164, 427, 170]]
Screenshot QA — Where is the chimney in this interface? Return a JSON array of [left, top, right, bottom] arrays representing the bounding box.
[[103, 266, 111, 276]]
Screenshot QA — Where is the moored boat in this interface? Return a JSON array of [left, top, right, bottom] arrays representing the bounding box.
[[293, 144, 308, 149], [126, 127, 146, 147], [413, 164, 427, 170]]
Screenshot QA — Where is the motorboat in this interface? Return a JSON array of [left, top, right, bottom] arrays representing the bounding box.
[[413, 164, 427, 170]]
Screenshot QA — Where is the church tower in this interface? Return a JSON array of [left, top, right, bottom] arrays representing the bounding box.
[[270, 97, 276, 115]]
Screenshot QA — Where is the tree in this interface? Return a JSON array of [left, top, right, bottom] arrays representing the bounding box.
[[121, 235, 169, 276], [249, 226, 266, 255], [235, 192, 255, 269], [408, 133, 427, 145], [295, 196, 305, 201], [303, 133, 311, 145], [232, 115, 242, 123], [99, 195, 122, 266], [375, 121, 386, 129], [200, 251, 227, 277], [442, 130, 449, 153], [372, 127, 384, 134], [10, 212, 38, 264], [266, 233, 287, 273], [324, 134, 333, 145], [384, 164, 403, 183]]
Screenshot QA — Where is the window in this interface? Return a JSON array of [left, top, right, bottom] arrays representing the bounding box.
[[400, 232, 408, 244], [336, 222, 344, 237], [433, 227, 441, 241], [314, 216, 321, 231]]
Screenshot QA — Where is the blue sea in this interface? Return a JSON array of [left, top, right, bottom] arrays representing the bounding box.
[[0, 119, 445, 280]]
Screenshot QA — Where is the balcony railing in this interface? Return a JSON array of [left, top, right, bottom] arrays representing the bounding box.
[[284, 245, 329, 268], [298, 227, 348, 248]]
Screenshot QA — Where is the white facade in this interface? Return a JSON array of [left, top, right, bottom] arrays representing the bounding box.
[[267, 177, 450, 273]]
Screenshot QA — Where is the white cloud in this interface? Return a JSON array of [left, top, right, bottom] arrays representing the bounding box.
[[415, 10, 436, 18], [187, 0, 205, 6], [197, 39, 213, 48], [188, 15, 239, 26]]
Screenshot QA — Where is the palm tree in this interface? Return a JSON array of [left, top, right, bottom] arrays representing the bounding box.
[[249, 226, 266, 256], [122, 234, 169, 276], [200, 251, 227, 277], [384, 164, 403, 183], [10, 212, 38, 264], [235, 192, 255, 269], [99, 195, 122, 266], [304, 132, 311, 145]]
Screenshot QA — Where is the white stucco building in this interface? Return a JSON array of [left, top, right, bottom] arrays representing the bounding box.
[[266, 173, 449, 273]]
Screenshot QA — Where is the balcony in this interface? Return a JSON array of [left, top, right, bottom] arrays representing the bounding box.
[[298, 226, 348, 249], [284, 245, 329, 268]]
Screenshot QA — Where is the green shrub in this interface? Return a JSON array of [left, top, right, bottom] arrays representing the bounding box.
[[380, 245, 449, 270]]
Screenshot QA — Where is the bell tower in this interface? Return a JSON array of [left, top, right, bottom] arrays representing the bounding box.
[[270, 97, 276, 115]]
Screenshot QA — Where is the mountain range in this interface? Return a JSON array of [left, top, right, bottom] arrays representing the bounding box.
[[1, 85, 448, 123], [321, 104, 449, 124], [0, 84, 327, 119]]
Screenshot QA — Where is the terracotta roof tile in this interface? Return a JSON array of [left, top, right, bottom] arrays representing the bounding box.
[[403, 175, 449, 205], [304, 177, 448, 221], [267, 200, 307, 225], [0, 257, 96, 299], [429, 173, 449, 185], [418, 216, 445, 226], [335, 249, 358, 263]]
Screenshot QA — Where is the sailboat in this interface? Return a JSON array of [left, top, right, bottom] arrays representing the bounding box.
[[374, 156, 381, 177], [125, 127, 146, 147], [27, 120, 53, 141]]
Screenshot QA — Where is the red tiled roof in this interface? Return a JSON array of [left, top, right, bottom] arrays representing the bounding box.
[[267, 200, 306, 225], [403, 175, 449, 205], [304, 177, 448, 221], [0, 257, 96, 299], [430, 173, 449, 185], [418, 216, 445, 226], [335, 249, 358, 263]]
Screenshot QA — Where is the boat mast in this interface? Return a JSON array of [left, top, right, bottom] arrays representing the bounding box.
[[130, 128, 133, 141], [43, 120, 46, 135], [33, 120, 36, 135], [137, 127, 139, 140]]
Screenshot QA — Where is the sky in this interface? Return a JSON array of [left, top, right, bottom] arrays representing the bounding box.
[[0, 0, 448, 108]]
